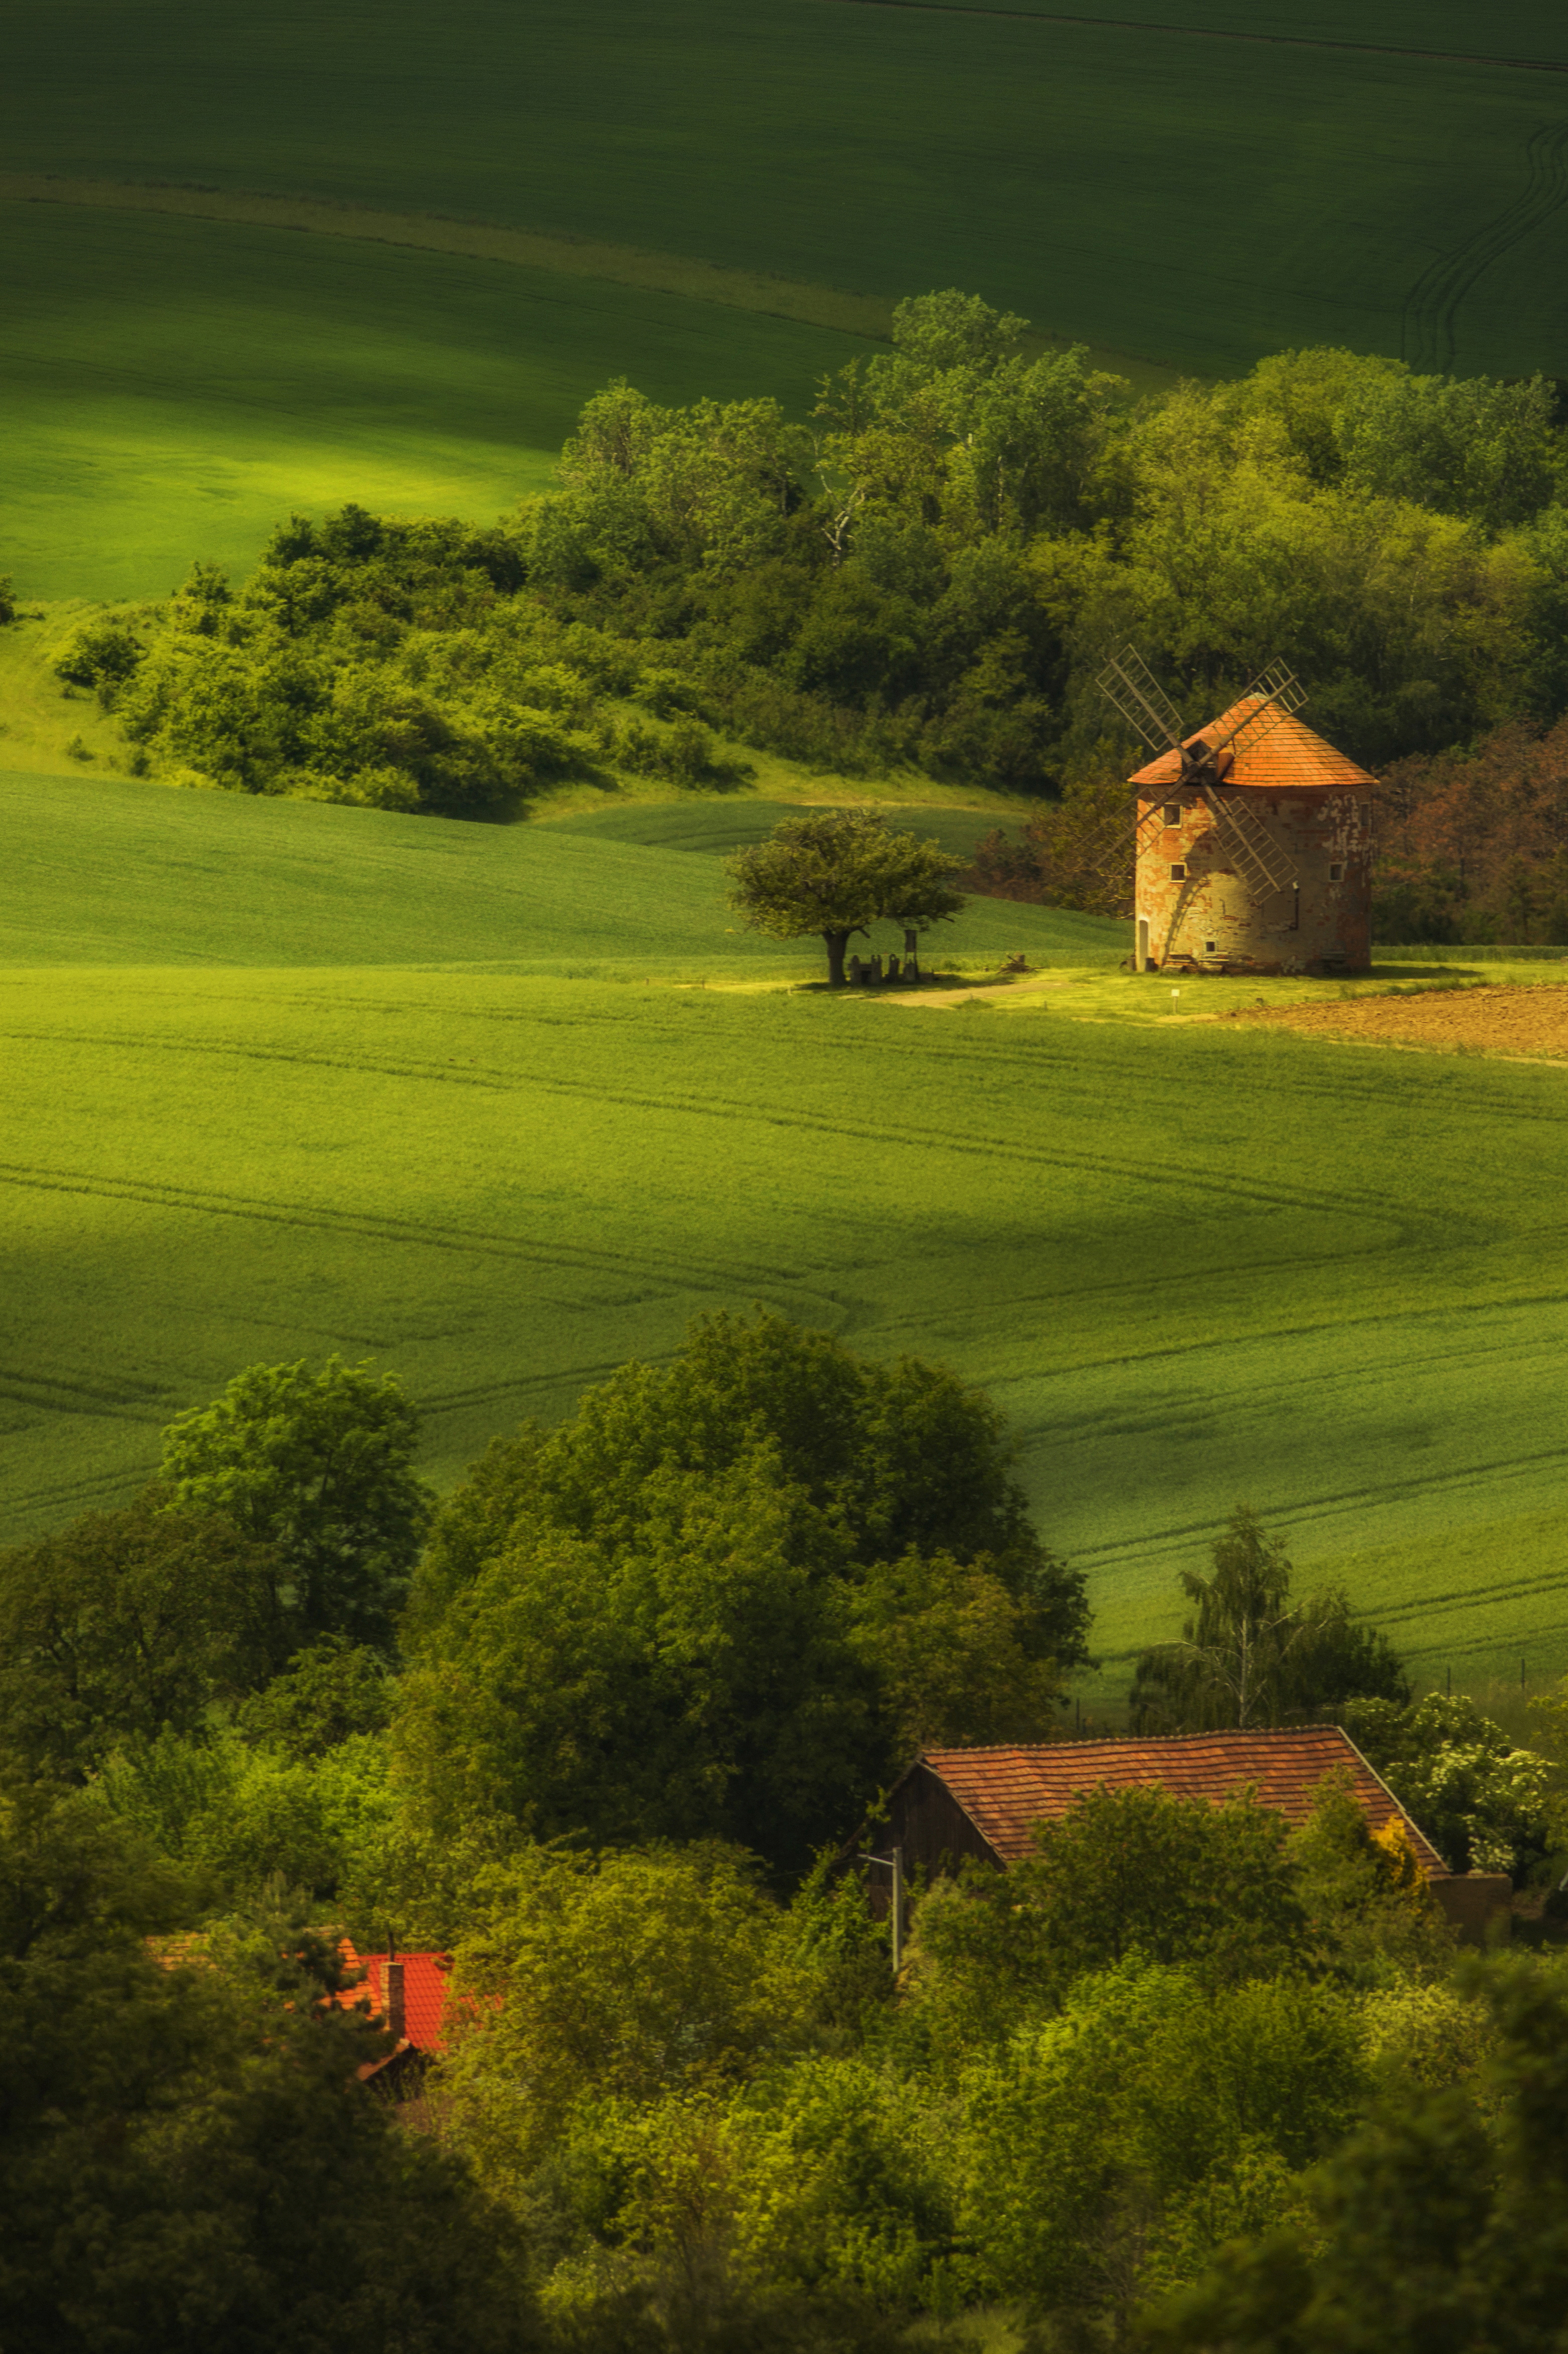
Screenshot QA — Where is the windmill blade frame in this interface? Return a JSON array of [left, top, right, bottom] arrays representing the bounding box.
[[1087, 797, 1166, 886], [1097, 644, 1185, 756]]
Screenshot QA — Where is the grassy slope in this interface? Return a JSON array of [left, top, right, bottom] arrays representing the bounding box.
[[925, 0, 1567, 44], [540, 801, 1018, 864], [7, 763, 1568, 1702], [9, 0, 1561, 372], [5, 1, 1567, 595], [0, 202, 875, 602], [0, 767, 1114, 972]]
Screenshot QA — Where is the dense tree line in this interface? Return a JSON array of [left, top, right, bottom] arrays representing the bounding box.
[[5, 1317, 1568, 2348], [51, 293, 1568, 826]]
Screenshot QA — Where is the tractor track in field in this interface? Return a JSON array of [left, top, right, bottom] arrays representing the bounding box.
[[0, 1022, 1432, 1231], [0, 172, 895, 346], [1066, 1433, 1568, 1574], [0, 1158, 800, 1302], [828, 0, 1568, 75], [1401, 120, 1568, 370]]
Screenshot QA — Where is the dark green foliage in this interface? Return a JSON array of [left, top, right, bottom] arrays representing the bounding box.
[[95, 303, 1568, 818], [0, 1791, 535, 2354], [1146, 1957, 1568, 2354], [397, 1312, 1086, 1874], [1130, 1507, 1408, 1732], [0, 1490, 285, 1779], [116, 508, 600, 812], [397, 1451, 885, 1876], [909, 1786, 1308, 2033], [159, 1355, 435, 1648], [945, 1963, 1364, 2330], [1287, 1771, 1456, 1987], [54, 619, 146, 696], [234, 1633, 394, 1757], [1, 1322, 1533, 2347]]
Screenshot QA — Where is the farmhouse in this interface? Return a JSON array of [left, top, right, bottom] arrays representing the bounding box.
[[1130, 700, 1374, 975], [866, 1730, 1510, 1940]]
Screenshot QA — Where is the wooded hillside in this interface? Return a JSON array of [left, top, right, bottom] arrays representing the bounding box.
[[53, 295, 1568, 847]]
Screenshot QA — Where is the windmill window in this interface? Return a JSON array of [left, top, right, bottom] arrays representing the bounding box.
[[1170, 862, 1187, 881], [1204, 939, 1216, 954], [1163, 803, 1181, 825], [1329, 862, 1344, 881]]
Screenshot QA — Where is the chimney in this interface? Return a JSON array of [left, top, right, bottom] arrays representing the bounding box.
[[384, 1959, 406, 2045]]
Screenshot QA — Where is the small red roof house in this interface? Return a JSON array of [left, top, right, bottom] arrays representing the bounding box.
[[333, 1946, 475, 2083], [149, 1937, 494, 2086], [869, 1729, 1508, 1940], [335, 1946, 455, 2051]]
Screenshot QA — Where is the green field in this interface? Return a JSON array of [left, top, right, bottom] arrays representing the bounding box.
[[0, 202, 875, 603], [5, 0, 1567, 597], [7, 761, 1568, 1704], [0, 770, 1102, 971]]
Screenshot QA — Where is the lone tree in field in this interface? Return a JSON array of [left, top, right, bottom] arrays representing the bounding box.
[[726, 808, 966, 985], [1129, 1505, 1407, 1731]]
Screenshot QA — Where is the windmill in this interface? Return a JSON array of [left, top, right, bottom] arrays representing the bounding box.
[[1095, 646, 1308, 903]]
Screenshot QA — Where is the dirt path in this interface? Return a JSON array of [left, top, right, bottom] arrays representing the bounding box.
[[1237, 983, 1568, 1058], [881, 976, 1071, 1008]]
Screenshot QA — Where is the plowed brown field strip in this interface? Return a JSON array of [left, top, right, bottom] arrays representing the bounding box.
[[1240, 984, 1568, 1058]]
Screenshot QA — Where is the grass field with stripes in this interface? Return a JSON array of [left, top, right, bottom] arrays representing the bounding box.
[[4, 0, 1565, 597], [7, 763, 1568, 1702]]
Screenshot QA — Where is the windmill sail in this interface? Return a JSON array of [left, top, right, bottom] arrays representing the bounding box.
[[1095, 647, 1308, 904], [1087, 798, 1167, 887], [1097, 645, 1185, 755], [1201, 788, 1298, 899]]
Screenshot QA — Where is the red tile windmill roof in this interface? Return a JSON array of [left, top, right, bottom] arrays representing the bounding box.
[[916, 1728, 1448, 1876], [1130, 697, 1376, 796]]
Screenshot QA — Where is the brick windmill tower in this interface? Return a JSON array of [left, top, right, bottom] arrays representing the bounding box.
[[1099, 648, 1374, 975]]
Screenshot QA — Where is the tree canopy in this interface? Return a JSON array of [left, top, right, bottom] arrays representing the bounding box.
[[56, 295, 1568, 829], [0, 1490, 285, 1780], [726, 808, 966, 983], [159, 1355, 434, 1646], [397, 1310, 1087, 1875], [1129, 1506, 1408, 1731], [0, 1790, 533, 2354], [6, 1324, 1558, 2350]]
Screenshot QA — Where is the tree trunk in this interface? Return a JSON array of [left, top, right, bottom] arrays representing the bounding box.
[[823, 929, 851, 987]]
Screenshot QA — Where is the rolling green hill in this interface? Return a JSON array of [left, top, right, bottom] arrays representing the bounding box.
[[0, 769, 1112, 971], [5, 0, 1567, 597], [0, 200, 875, 603], [7, 762, 1568, 1704]]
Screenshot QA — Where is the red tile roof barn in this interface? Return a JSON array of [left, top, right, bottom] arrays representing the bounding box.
[[916, 1728, 1449, 1877], [1129, 699, 1376, 796]]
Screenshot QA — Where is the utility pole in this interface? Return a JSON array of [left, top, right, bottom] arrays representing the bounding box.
[[859, 1842, 905, 1973]]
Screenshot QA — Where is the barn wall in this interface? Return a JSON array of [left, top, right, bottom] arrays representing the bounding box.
[[1136, 785, 1372, 972], [889, 1766, 1001, 1888], [1429, 1872, 1513, 1944]]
